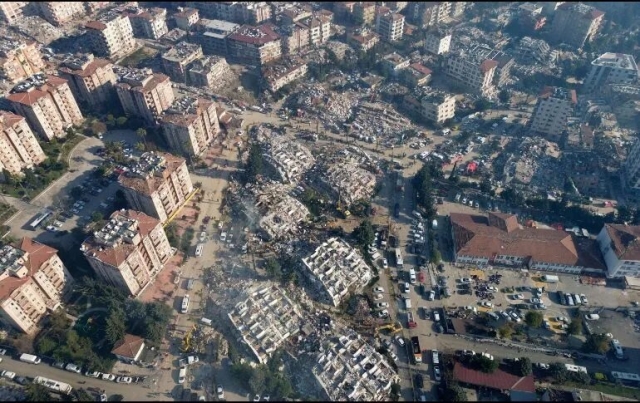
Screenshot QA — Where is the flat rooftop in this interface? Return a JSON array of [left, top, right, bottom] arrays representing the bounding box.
[[540, 86, 578, 104], [118, 152, 187, 196], [592, 53, 638, 71], [228, 24, 280, 45], [162, 42, 202, 63]]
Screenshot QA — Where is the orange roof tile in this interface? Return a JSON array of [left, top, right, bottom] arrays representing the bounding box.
[[111, 334, 145, 358]]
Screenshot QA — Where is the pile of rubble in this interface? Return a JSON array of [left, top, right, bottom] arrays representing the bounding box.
[[261, 134, 316, 184], [250, 181, 311, 241], [502, 138, 564, 191], [14, 16, 63, 44]]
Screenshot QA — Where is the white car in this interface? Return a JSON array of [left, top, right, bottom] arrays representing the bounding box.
[[101, 373, 116, 381], [216, 385, 224, 399], [554, 316, 568, 323], [395, 336, 405, 347], [535, 363, 550, 370], [459, 277, 472, 284], [46, 225, 57, 232], [487, 286, 498, 292], [374, 294, 383, 301], [378, 309, 389, 318], [584, 314, 600, 321], [512, 294, 524, 300], [479, 301, 493, 308], [580, 294, 588, 304], [461, 350, 475, 356], [530, 297, 541, 304], [374, 286, 384, 293], [389, 351, 398, 361], [116, 376, 132, 384], [84, 370, 101, 378], [500, 310, 510, 319], [382, 259, 388, 269], [99, 394, 108, 402], [1, 370, 15, 380], [375, 302, 389, 309]]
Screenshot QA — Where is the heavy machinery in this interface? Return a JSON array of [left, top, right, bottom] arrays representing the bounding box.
[[336, 191, 351, 218], [375, 321, 403, 336], [181, 324, 197, 353]]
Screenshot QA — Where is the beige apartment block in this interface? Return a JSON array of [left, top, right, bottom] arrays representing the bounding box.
[[420, 90, 456, 124], [81, 209, 172, 297], [115, 67, 174, 124], [304, 15, 331, 46], [347, 29, 379, 51], [0, 2, 28, 24], [0, 238, 74, 335], [530, 86, 577, 142], [424, 30, 451, 55], [0, 38, 45, 84], [162, 42, 204, 83], [187, 56, 231, 88], [86, 12, 137, 58], [375, 6, 404, 42], [39, 2, 86, 26], [262, 57, 308, 92], [281, 5, 313, 25], [127, 7, 168, 40], [445, 54, 497, 99], [280, 23, 310, 54], [7, 74, 84, 141], [186, 1, 270, 24], [407, 2, 451, 28], [0, 111, 46, 176], [353, 2, 376, 26], [58, 53, 117, 112], [549, 3, 604, 48], [160, 97, 220, 157], [227, 24, 282, 66], [174, 7, 200, 30], [119, 152, 194, 223]]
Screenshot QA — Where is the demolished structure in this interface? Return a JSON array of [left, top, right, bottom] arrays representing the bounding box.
[[320, 162, 377, 206]]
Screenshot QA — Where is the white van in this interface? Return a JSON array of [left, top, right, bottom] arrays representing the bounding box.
[[433, 311, 441, 322], [405, 298, 412, 309], [178, 367, 187, 384], [200, 317, 212, 326], [409, 268, 416, 284], [181, 295, 190, 314], [195, 243, 204, 257]]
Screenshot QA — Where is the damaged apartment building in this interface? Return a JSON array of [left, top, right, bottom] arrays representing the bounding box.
[[227, 284, 303, 364], [260, 133, 315, 184], [247, 181, 310, 241], [118, 151, 194, 223], [114, 66, 174, 124], [300, 237, 373, 307], [57, 53, 118, 113], [313, 330, 399, 401], [276, 6, 332, 54], [187, 56, 232, 88], [0, 37, 45, 84], [227, 23, 282, 67], [261, 56, 308, 92], [81, 209, 173, 297], [161, 41, 204, 84], [445, 51, 498, 99], [159, 96, 220, 157], [318, 161, 377, 206]]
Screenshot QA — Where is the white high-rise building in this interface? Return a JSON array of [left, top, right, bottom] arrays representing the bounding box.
[[583, 53, 639, 94], [529, 86, 577, 142]]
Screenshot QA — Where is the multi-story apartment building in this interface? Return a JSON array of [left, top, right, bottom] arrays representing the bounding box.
[[7, 74, 84, 141], [187, 56, 231, 88], [84, 2, 111, 14], [451, 212, 606, 276], [597, 224, 640, 278], [304, 15, 331, 46], [160, 97, 220, 157], [0, 38, 45, 84], [0, 111, 46, 175], [186, 2, 271, 25], [347, 28, 379, 51], [623, 137, 640, 194], [194, 19, 240, 56], [529, 86, 577, 142], [0, 238, 74, 334], [174, 7, 200, 30], [280, 5, 313, 25], [445, 54, 497, 99], [380, 52, 410, 76], [85, 12, 137, 59], [403, 63, 432, 87], [583, 53, 639, 94], [353, 2, 376, 26], [420, 89, 456, 124], [126, 7, 168, 40], [279, 23, 310, 54], [375, 6, 404, 42], [333, 2, 356, 20], [227, 24, 281, 66], [39, 2, 86, 26], [261, 56, 308, 92], [471, 46, 515, 89], [548, 3, 605, 48], [0, 2, 28, 24], [57, 53, 117, 112], [118, 152, 194, 223], [424, 30, 451, 55], [161, 42, 204, 83], [81, 209, 172, 297], [516, 2, 547, 32], [406, 2, 451, 28], [114, 66, 174, 124]]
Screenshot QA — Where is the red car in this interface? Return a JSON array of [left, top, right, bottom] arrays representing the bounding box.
[[418, 272, 425, 283]]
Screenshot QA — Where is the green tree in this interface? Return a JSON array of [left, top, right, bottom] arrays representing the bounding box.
[[91, 211, 104, 222], [116, 116, 128, 127], [73, 388, 93, 402], [110, 394, 124, 402], [514, 357, 532, 376], [106, 114, 116, 127], [352, 220, 375, 252], [498, 89, 510, 104], [25, 384, 52, 401], [264, 258, 283, 280], [498, 324, 514, 339], [430, 249, 442, 265], [249, 365, 267, 395], [135, 142, 146, 152], [567, 318, 582, 335], [136, 128, 148, 149], [90, 121, 107, 137], [105, 309, 126, 345], [549, 362, 569, 383], [442, 383, 468, 401], [525, 311, 543, 328], [243, 143, 264, 184], [582, 333, 611, 354]]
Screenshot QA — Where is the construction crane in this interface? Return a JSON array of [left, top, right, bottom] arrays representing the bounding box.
[[181, 324, 197, 353]]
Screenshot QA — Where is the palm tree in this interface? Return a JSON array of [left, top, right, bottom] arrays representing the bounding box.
[[136, 128, 148, 150]]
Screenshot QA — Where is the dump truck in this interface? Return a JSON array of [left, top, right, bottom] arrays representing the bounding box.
[[411, 336, 422, 363]]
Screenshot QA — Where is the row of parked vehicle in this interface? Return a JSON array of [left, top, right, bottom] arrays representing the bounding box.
[[558, 291, 589, 306]]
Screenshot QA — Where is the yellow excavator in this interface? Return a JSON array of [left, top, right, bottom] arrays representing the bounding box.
[[181, 324, 197, 353], [374, 321, 403, 336], [336, 191, 351, 219]]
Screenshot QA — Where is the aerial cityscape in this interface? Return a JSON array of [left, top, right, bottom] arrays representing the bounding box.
[[0, 1, 638, 402]]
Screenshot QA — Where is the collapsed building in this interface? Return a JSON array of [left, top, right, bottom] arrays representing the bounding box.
[[251, 182, 310, 241], [261, 135, 315, 184], [261, 56, 308, 92], [300, 238, 373, 307], [319, 162, 377, 206], [313, 330, 399, 401], [227, 284, 303, 364]]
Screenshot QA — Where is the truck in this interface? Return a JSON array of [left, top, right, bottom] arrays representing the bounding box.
[[33, 376, 72, 395], [411, 336, 422, 363], [541, 275, 559, 283], [395, 248, 403, 268], [19, 353, 41, 364]]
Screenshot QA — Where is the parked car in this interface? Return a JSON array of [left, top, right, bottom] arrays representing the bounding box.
[[216, 385, 224, 399], [375, 302, 389, 309], [395, 336, 405, 347], [374, 286, 384, 293], [101, 373, 116, 381], [116, 376, 132, 384]]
